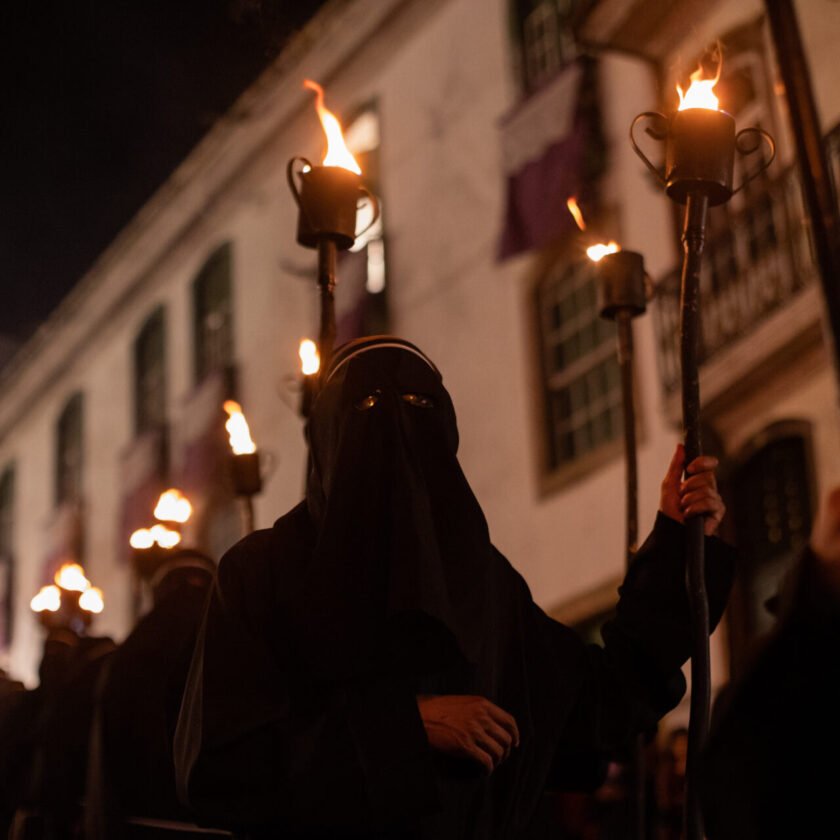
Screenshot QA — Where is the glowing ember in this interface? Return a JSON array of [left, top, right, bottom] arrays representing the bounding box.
[[223, 401, 257, 455], [586, 242, 621, 262], [31, 585, 61, 613], [677, 64, 721, 112], [79, 587, 105, 614], [299, 339, 321, 376], [154, 489, 192, 524], [566, 196, 587, 231], [55, 563, 90, 592], [303, 80, 362, 174]]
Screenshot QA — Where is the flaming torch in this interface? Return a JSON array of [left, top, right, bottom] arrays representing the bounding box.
[[630, 56, 775, 840], [223, 400, 262, 534], [299, 338, 321, 417], [287, 81, 380, 374], [30, 562, 105, 633], [568, 197, 648, 839]]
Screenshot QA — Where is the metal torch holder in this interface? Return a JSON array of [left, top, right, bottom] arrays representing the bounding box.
[[630, 108, 774, 840], [596, 249, 648, 840], [287, 159, 380, 374], [37, 589, 92, 635], [229, 451, 263, 535]]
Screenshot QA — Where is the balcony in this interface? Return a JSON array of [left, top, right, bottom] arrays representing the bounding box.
[[653, 123, 840, 398]]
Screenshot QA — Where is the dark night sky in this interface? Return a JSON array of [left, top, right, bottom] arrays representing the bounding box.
[[0, 0, 325, 353]]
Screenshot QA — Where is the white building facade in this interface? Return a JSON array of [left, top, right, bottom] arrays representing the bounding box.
[[1, 0, 839, 708]]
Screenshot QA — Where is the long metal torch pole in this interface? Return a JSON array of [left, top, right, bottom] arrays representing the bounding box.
[[680, 192, 711, 840], [318, 239, 338, 371], [616, 310, 646, 840], [764, 0, 840, 394], [239, 496, 255, 536]]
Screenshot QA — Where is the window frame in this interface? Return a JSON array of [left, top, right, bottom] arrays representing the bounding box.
[[133, 306, 167, 437], [55, 392, 84, 508], [529, 248, 629, 495], [192, 243, 234, 386]]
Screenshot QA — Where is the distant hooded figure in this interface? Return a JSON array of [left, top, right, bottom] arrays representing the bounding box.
[[175, 336, 735, 839], [86, 548, 216, 840], [6, 627, 115, 840]]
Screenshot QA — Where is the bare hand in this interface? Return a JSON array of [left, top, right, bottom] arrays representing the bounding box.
[[660, 443, 726, 537], [416, 695, 520, 775], [810, 486, 840, 591]]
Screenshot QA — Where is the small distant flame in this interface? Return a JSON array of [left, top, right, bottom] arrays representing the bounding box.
[[677, 63, 721, 112], [567, 196, 621, 263], [79, 587, 105, 614], [587, 242, 621, 262], [129, 524, 182, 550], [223, 401, 257, 455], [303, 80, 362, 174], [31, 585, 61, 613], [299, 339, 321, 376], [567, 197, 587, 231], [55, 563, 90, 592], [154, 489, 192, 524]]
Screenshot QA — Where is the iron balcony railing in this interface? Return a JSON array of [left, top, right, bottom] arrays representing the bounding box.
[[653, 123, 840, 394]]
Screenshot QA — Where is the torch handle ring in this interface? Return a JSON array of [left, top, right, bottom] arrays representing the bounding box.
[[731, 127, 776, 196], [629, 112, 669, 185], [356, 187, 381, 240], [286, 156, 314, 212]]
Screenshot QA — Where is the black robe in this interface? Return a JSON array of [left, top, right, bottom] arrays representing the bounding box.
[[86, 563, 214, 839], [701, 548, 838, 839], [175, 337, 736, 838], [4, 631, 115, 839]]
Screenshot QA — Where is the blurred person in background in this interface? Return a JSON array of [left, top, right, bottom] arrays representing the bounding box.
[[86, 547, 216, 839], [702, 484, 840, 839]]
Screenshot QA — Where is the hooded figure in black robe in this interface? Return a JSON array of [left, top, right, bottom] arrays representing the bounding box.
[[5, 627, 115, 839], [86, 549, 215, 839], [175, 336, 735, 839]]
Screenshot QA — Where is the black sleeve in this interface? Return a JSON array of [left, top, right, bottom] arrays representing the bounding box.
[[555, 512, 736, 754], [174, 531, 438, 833]]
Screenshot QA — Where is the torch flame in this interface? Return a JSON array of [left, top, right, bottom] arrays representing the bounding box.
[[79, 587, 105, 614], [567, 197, 621, 263], [567, 196, 587, 231], [586, 242, 621, 262], [677, 63, 721, 112], [129, 524, 182, 550], [303, 80, 362, 174], [31, 585, 62, 613], [299, 339, 321, 376], [55, 563, 90, 592], [223, 401, 257, 455], [154, 489, 192, 524]]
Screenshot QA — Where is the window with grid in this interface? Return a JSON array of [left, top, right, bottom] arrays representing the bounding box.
[[55, 393, 84, 507], [537, 259, 622, 472], [0, 466, 14, 648], [728, 431, 813, 673], [134, 307, 167, 435], [193, 243, 233, 384], [511, 0, 580, 94]]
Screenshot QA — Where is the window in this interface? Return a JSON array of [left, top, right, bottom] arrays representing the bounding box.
[[134, 307, 167, 435], [193, 243, 233, 384], [510, 0, 581, 94], [536, 258, 622, 476], [0, 466, 14, 648], [55, 392, 84, 507], [726, 426, 814, 673]]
